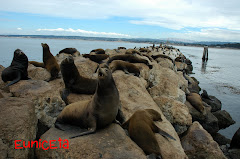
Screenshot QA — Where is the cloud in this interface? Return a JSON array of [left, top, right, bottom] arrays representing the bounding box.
[[17, 28, 22, 30], [1, 0, 240, 30], [168, 28, 240, 42], [36, 28, 130, 37]]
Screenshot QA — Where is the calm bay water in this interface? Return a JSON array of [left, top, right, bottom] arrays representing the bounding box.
[[0, 37, 239, 139]]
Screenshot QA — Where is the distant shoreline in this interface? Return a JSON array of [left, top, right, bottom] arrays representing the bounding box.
[[1, 35, 240, 50]]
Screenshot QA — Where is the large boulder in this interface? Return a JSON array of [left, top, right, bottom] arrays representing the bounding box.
[[175, 61, 187, 71], [202, 95, 222, 112], [148, 63, 186, 103], [113, 71, 187, 159], [155, 57, 175, 71], [9, 80, 65, 127], [28, 64, 51, 81], [185, 101, 219, 135], [36, 125, 146, 159], [181, 121, 227, 159], [153, 96, 192, 135], [212, 133, 231, 146], [0, 97, 37, 159], [213, 110, 235, 129]]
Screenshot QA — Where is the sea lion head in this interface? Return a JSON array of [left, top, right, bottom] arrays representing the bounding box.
[[13, 49, 28, 63], [98, 64, 113, 85], [41, 43, 49, 49], [61, 56, 74, 65]]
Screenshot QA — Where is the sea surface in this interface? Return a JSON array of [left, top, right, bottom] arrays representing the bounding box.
[[0, 37, 239, 139]]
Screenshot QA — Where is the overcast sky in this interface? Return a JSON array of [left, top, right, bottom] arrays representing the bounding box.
[[0, 0, 240, 42]]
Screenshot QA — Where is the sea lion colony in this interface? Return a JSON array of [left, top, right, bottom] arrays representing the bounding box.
[[1, 43, 199, 158]]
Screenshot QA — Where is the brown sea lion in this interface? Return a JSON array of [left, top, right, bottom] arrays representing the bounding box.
[[41, 43, 60, 81], [90, 48, 105, 54], [58, 48, 80, 57], [186, 93, 205, 114], [107, 54, 152, 69], [60, 56, 97, 104], [151, 54, 174, 64], [1, 49, 29, 87], [83, 54, 109, 63], [125, 49, 141, 55], [122, 109, 175, 158], [230, 127, 240, 149], [118, 47, 126, 50], [55, 64, 121, 138], [29, 61, 45, 68], [109, 60, 140, 77], [139, 48, 151, 53]]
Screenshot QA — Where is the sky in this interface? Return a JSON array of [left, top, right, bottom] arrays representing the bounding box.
[[0, 0, 240, 42]]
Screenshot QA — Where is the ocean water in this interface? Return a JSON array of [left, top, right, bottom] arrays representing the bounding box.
[[174, 45, 240, 139], [0, 37, 239, 139]]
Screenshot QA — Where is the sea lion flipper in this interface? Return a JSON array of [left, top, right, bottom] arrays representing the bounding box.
[[61, 88, 71, 104], [156, 126, 176, 141], [69, 127, 96, 139], [5, 71, 21, 87]]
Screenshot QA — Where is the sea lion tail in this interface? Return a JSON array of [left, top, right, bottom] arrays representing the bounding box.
[[157, 128, 176, 141]]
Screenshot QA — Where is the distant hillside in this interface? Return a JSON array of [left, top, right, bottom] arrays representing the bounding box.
[[1, 35, 239, 49]]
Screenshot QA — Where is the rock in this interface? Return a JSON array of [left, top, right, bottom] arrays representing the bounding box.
[[148, 63, 186, 103], [153, 96, 192, 135], [36, 125, 146, 159], [202, 95, 222, 112], [155, 57, 175, 71], [185, 75, 201, 93], [0, 97, 37, 159], [228, 149, 240, 159], [9, 80, 65, 127], [175, 61, 187, 71], [105, 49, 118, 55], [28, 64, 51, 81], [213, 110, 235, 129], [113, 71, 187, 159], [185, 101, 219, 134], [74, 57, 99, 79], [212, 133, 231, 146], [230, 128, 240, 149], [181, 121, 227, 159]]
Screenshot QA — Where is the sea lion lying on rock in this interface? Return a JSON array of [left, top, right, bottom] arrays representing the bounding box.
[[90, 48, 105, 54], [83, 54, 109, 64], [1, 49, 29, 87], [187, 93, 205, 114], [55, 64, 121, 138], [58, 48, 80, 57], [60, 56, 97, 104], [109, 60, 140, 77], [122, 109, 175, 158], [107, 54, 153, 69]]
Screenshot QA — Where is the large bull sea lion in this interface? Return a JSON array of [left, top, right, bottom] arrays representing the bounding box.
[[55, 64, 121, 138], [1, 49, 29, 87]]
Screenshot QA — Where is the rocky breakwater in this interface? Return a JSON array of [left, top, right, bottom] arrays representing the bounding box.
[[0, 45, 230, 159]]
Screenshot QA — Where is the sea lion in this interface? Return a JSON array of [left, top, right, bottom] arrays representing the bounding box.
[[151, 54, 174, 64], [83, 54, 109, 63], [186, 93, 205, 114], [41, 43, 60, 81], [60, 56, 97, 104], [125, 49, 141, 55], [107, 54, 152, 69], [58, 48, 80, 57], [139, 48, 151, 53], [55, 64, 120, 138], [230, 127, 240, 149], [1, 49, 29, 87], [29, 61, 45, 68], [201, 89, 211, 100], [122, 109, 175, 158], [90, 48, 105, 54], [118, 47, 126, 50], [109, 60, 140, 77]]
